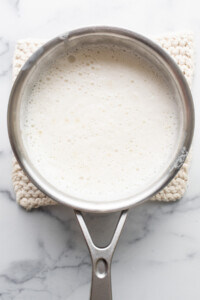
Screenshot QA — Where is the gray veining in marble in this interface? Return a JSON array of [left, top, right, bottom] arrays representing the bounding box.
[[0, 0, 200, 299]]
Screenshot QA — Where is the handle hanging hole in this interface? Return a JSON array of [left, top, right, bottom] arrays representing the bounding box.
[[95, 259, 108, 278]]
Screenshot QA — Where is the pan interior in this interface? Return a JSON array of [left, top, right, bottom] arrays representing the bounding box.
[[10, 30, 190, 212]]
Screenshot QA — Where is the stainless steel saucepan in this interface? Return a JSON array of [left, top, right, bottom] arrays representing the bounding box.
[[7, 27, 194, 299]]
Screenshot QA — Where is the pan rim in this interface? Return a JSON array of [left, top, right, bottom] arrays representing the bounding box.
[[7, 26, 195, 213]]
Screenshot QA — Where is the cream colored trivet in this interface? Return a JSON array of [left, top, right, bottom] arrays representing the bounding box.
[[12, 32, 194, 210]]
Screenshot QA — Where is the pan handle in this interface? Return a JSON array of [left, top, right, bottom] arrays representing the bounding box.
[[75, 210, 128, 300]]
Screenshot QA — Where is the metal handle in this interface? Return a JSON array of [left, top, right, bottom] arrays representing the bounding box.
[[75, 210, 128, 300]]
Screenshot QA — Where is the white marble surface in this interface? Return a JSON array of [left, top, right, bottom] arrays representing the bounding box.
[[0, 0, 200, 299]]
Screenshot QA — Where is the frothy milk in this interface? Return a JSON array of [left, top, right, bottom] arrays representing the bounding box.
[[21, 45, 179, 202]]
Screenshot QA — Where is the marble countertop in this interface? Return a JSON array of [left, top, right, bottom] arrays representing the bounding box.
[[1, 0, 200, 299]]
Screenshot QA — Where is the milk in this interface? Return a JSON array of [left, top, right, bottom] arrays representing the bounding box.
[[21, 45, 179, 202]]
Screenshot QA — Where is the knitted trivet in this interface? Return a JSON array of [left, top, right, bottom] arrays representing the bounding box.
[[12, 32, 194, 210]]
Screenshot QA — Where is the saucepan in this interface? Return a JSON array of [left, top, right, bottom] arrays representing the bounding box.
[[7, 27, 194, 299]]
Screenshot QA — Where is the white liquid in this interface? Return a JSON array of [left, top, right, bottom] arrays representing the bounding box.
[[21, 45, 179, 202]]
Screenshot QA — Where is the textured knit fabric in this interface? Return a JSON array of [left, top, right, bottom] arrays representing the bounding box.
[[12, 32, 194, 210]]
